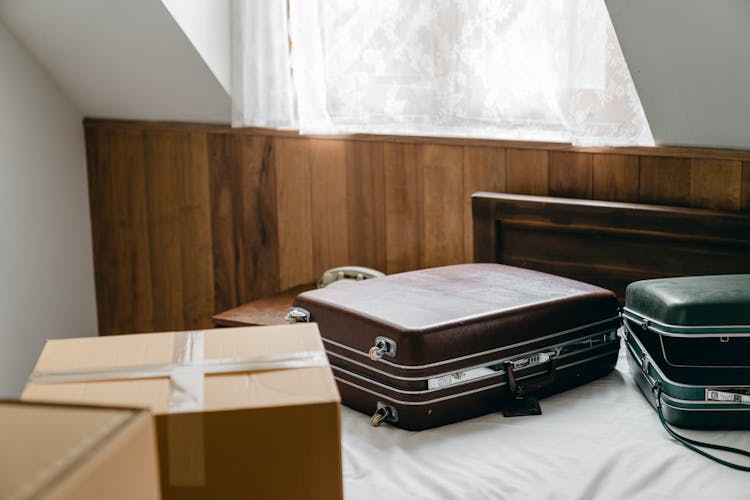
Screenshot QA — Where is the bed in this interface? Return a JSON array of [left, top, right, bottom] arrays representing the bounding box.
[[340, 193, 750, 499], [471, 192, 750, 301]]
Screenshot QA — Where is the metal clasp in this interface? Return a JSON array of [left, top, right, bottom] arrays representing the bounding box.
[[370, 402, 398, 426], [509, 348, 560, 370], [720, 336, 730, 343], [368, 336, 397, 361], [285, 307, 311, 324], [641, 352, 650, 373]]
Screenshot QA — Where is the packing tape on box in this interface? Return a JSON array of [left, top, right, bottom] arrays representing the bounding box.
[[168, 330, 205, 487], [27, 332, 330, 387], [28, 330, 330, 489]]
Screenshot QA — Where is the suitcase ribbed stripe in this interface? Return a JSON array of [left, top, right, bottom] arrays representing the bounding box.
[[334, 372, 508, 405], [322, 316, 620, 370], [622, 308, 750, 336], [325, 329, 618, 383], [660, 394, 750, 411], [331, 349, 619, 405]]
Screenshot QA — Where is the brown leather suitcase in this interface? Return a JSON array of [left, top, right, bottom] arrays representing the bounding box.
[[288, 264, 620, 430]]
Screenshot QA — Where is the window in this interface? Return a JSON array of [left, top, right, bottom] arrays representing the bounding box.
[[233, 0, 653, 147]]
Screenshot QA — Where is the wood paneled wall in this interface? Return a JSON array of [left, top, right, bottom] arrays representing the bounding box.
[[84, 120, 750, 334]]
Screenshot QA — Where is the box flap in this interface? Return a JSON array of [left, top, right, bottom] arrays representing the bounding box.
[[0, 402, 138, 499], [22, 324, 339, 414]]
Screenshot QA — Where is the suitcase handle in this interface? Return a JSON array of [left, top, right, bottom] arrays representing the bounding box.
[[652, 382, 750, 472], [501, 354, 559, 417], [504, 355, 558, 397]]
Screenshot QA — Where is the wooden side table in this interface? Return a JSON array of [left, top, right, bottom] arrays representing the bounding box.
[[212, 284, 316, 327]]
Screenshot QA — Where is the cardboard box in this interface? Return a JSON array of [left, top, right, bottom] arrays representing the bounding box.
[[22, 324, 343, 500], [0, 400, 160, 500]]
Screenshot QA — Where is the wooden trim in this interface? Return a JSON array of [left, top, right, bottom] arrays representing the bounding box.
[[472, 192, 750, 302], [500, 219, 750, 247], [470, 191, 750, 218], [471, 195, 497, 264], [83, 118, 231, 132], [83, 118, 750, 161]]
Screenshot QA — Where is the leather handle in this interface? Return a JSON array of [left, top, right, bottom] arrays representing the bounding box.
[[504, 356, 558, 397]]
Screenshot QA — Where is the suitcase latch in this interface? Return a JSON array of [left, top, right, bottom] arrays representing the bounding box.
[[370, 402, 399, 426], [641, 352, 650, 373], [368, 336, 397, 361], [285, 307, 311, 323]]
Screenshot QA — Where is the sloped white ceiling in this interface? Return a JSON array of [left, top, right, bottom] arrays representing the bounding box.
[[0, 0, 231, 124], [161, 0, 231, 95], [606, 0, 750, 149]]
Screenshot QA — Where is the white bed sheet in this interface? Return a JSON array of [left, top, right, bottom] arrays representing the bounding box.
[[340, 345, 750, 500]]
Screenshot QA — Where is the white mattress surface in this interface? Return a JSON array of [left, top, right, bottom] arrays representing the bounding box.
[[341, 346, 750, 499]]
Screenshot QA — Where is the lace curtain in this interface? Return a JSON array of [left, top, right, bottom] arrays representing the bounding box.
[[231, 0, 296, 128], [235, 0, 653, 146]]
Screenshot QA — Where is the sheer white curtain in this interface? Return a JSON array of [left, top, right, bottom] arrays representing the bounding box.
[[231, 0, 296, 128], [235, 0, 653, 146]]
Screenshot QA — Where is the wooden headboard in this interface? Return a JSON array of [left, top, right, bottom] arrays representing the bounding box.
[[472, 192, 750, 301]]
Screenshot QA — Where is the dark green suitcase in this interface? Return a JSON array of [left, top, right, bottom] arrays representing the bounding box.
[[623, 274, 750, 430]]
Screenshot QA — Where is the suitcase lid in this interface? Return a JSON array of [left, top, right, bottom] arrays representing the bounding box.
[[624, 275, 750, 334], [294, 264, 619, 368], [298, 264, 615, 332]]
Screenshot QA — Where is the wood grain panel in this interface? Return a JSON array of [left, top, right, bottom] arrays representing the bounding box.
[[143, 130, 187, 331], [85, 119, 750, 162], [639, 156, 691, 206], [84, 120, 750, 335], [592, 154, 639, 202], [208, 133, 245, 312], [310, 139, 349, 277], [238, 135, 279, 300], [143, 130, 215, 330], [690, 159, 742, 210], [86, 125, 154, 334], [421, 144, 465, 267], [506, 149, 548, 195], [463, 146, 505, 261], [548, 151, 593, 199], [346, 141, 386, 271], [276, 137, 314, 289], [208, 134, 279, 314], [180, 133, 215, 328], [384, 142, 422, 274]]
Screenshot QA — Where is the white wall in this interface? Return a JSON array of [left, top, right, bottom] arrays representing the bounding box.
[[606, 0, 750, 149], [161, 0, 231, 94], [0, 19, 97, 397], [0, 0, 231, 124]]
